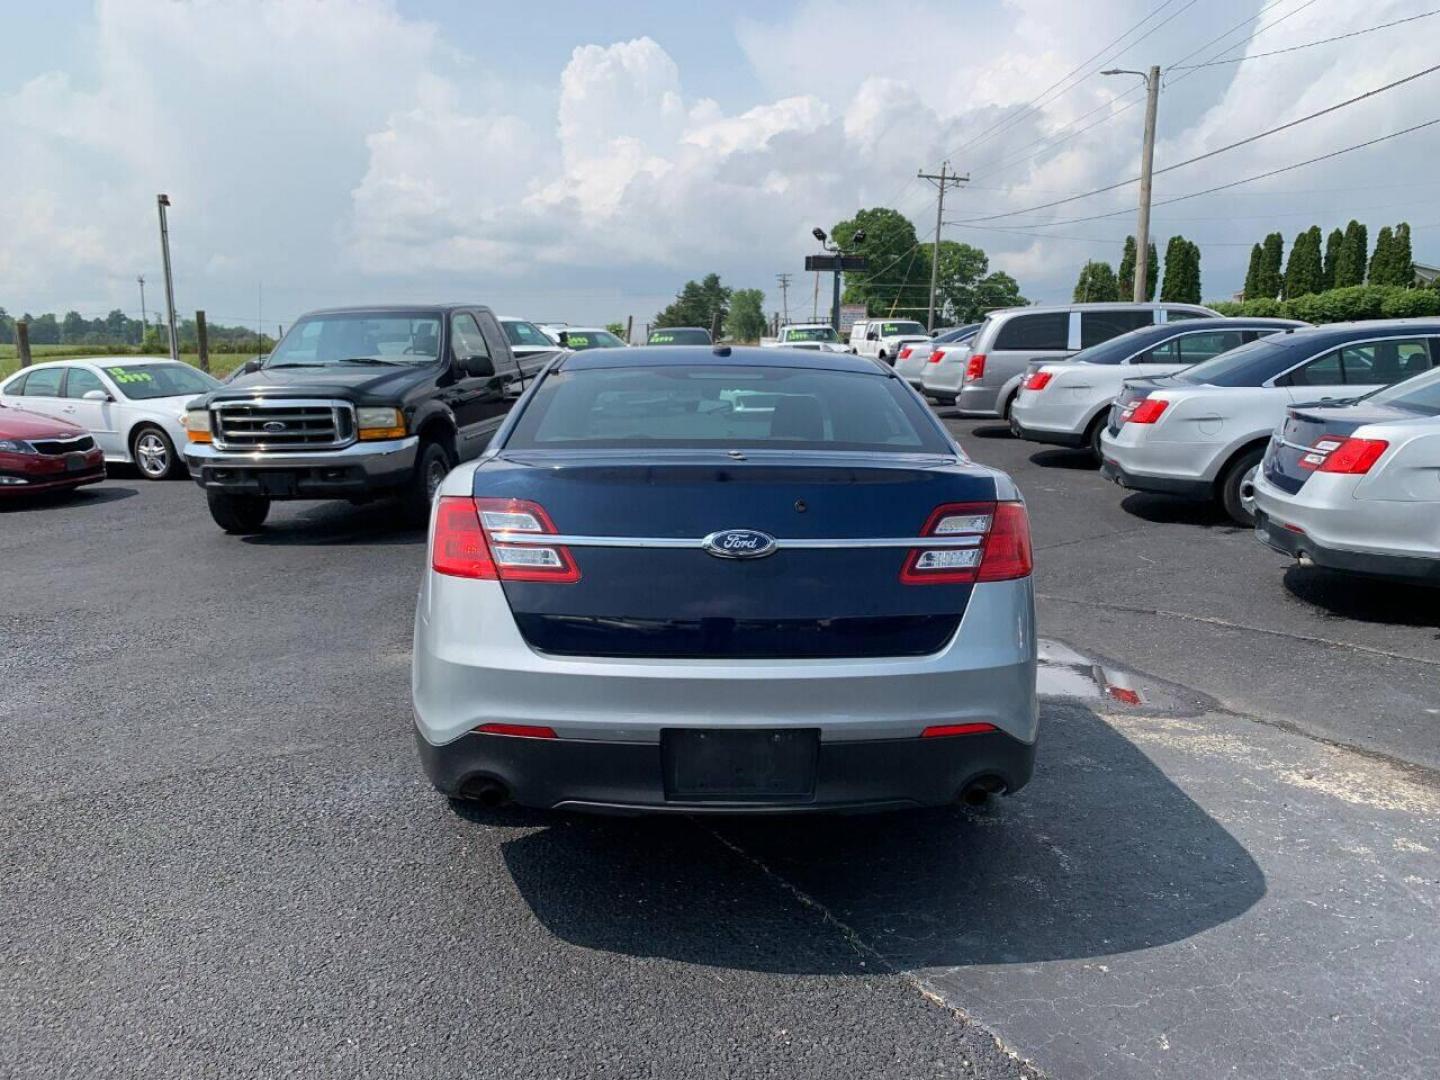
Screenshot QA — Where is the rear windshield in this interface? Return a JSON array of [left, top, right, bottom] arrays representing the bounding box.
[[784, 327, 840, 342], [1175, 336, 1299, 386], [1361, 366, 1440, 415], [104, 364, 221, 400], [505, 365, 950, 453], [647, 328, 712, 345]]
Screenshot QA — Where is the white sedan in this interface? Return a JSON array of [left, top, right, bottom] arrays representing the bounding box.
[[1254, 365, 1440, 585], [0, 358, 221, 480], [1011, 318, 1304, 460], [1099, 321, 1440, 524]]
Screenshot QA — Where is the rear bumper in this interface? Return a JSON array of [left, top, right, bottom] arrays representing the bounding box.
[[1254, 509, 1440, 583], [1012, 419, 1087, 448], [955, 383, 1001, 416], [416, 725, 1035, 813], [1100, 456, 1212, 499], [184, 437, 418, 498]]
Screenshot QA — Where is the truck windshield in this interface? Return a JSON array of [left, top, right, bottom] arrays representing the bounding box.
[[785, 327, 839, 343], [267, 312, 443, 367], [506, 365, 950, 453]]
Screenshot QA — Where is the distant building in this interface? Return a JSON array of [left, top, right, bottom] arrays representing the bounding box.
[[1414, 262, 1439, 287]]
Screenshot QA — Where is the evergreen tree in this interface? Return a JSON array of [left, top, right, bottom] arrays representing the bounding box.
[[1257, 232, 1284, 299], [1243, 244, 1263, 299], [1335, 220, 1367, 286], [1144, 241, 1158, 300], [1368, 226, 1395, 285], [1392, 222, 1415, 287], [1322, 228, 1343, 290], [1183, 239, 1202, 303], [1159, 236, 1194, 302], [1073, 260, 1120, 302], [1118, 236, 1137, 299], [1283, 227, 1324, 299], [724, 288, 768, 342]]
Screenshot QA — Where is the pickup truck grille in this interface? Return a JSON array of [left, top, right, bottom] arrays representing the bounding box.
[[31, 434, 96, 456], [212, 400, 355, 450]]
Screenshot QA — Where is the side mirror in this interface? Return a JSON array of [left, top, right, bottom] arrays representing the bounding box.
[[867, 331, 878, 341], [463, 354, 495, 378], [82, 389, 111, 402], [242, 358, 264, 374]]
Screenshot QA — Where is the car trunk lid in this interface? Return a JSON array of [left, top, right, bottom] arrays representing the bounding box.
[[1263, 403, 1408, 493], [472, 450, 1000, 659]]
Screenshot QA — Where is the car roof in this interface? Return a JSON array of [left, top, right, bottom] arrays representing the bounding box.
[[558, 344, 885, 375], [1092, 317, 1308, 345], [649, 326, 709, 332], [20, 357, 191, 369], [988, 301, 1215, 318], [1255, 319, 1440, 350], [302, 304, 477, 318]]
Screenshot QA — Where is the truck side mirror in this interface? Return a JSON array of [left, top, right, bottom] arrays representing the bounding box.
[[464, 354, 495, 378]]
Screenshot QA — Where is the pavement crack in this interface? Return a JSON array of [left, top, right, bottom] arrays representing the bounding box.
[[1038, 593, 1440, 668], [695, 820, 1047, 1078]]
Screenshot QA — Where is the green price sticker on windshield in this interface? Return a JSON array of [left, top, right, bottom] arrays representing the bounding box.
[[567, 335, 590, 347], [108, 367, 153, 384], [650, 333, 675, 343]]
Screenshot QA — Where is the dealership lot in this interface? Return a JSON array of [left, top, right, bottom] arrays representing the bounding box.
[[2, 417, 1437, 1079]]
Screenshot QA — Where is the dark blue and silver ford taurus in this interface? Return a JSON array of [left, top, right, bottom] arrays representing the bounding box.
[[412, 345, 1038, 813]]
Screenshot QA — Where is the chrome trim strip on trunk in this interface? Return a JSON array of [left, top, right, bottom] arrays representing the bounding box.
[[487, 532, 987, 550]]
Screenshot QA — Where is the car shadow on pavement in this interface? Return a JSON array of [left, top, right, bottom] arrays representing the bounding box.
[[239, 500, 425, 547], [494, 702, 1265, 972], [1119, 491, 1238, 529], [1281, 565, 1440, 628], [1028, 448, 1096, 471], [0, 485, 137, 514], [964, 424, 1013, 440]]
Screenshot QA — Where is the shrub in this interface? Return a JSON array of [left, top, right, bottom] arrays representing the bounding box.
[[1206, 300, 1243, 316]]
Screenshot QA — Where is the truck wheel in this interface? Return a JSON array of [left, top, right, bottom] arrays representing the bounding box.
[[1219, 446, 1265, 526], [207, 490, 270, 534], [405, 440, 453, 524], [132, 425, 178, 480]]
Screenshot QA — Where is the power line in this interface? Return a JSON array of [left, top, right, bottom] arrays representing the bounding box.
[[992, 117, 1440, 230], [954, 62, 1440, 225], [1171, 9, 1440, 69]]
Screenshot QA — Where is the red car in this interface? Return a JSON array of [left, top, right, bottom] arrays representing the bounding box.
[[0, 402, 106, 496]]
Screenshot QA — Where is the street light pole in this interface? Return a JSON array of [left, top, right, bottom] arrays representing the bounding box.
[[156, 194, 180, 362], [1104, 66, 1160, 302], [136, 275, 147, 339]]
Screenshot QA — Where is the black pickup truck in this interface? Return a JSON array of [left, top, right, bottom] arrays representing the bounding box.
[[182, 304, 560, 533]]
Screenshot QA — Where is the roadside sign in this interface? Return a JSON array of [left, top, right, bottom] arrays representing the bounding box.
[[805, 255, 869, 272], [839, 304, 867, 332]]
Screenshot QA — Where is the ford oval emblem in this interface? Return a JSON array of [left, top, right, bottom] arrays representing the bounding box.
[[702, 528, 777, 560], [262, 421, 287, 433]]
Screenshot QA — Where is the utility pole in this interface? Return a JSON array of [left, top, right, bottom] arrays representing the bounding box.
[[156, 194, 180, 362], [776, 273, 792, 325], [917, 162, 968, 331], [1104, 65, 1160, 302], [136, 275, 147, 341]]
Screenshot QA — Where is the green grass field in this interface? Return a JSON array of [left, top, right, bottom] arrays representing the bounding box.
[[0, 346, 254, 381]]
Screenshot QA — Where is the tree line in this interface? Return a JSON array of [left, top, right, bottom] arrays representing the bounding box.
[[653, 273, 768, 341], [1072, 234, 1202, 304], [0, 307, 273, 353], [1243, 221, 1414, 300]]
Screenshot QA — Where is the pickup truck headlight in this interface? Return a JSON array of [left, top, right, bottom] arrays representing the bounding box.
[[183, 409, 212, 443], [356, 407, 407, 441]]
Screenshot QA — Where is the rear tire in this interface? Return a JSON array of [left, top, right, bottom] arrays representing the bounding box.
[[405, 440, 453, 524], [207, 490, 270, 534], [1086, 415, 1107, 464], [1219, 446, 1266, 526]]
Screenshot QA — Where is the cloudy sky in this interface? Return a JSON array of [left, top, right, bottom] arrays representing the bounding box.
[[3, 0, 1437, 331]]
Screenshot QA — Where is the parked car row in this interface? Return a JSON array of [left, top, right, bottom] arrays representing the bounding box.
[[998, 314, 1440, 587]]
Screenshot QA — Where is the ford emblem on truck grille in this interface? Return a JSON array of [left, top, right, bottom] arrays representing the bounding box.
[[262, 421, 287, 433], [702, 529, 777, 559]]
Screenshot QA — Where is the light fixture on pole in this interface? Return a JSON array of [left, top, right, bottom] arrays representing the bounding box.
[[808, 227, 867, 333], [1102, 66, 1160, 303]]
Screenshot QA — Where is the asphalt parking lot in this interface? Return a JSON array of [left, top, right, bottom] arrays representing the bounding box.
[[3, 418, 1437, 1079]]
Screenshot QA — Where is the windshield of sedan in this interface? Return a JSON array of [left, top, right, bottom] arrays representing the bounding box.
[[647, 328, 712, 345], [506, 365, 950, 453], [561, 330, 626, 350], [1360, 365, 1440, 415], [784, 327, 840, 343], [104, 364, 221, 400], [266, 312, 443, 367], [1173, 336, 1296, 386]]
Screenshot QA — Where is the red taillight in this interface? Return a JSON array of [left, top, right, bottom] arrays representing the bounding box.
[[900, 500, 1033, 585], [1127, 398, 1169, 424], [898, 346, 913, 360], [928, 349, 946, 364], [921, 722, 998, 738], [1024, 371, 1053, 391], [431, 496, 580, 582], [473, 722, 557, 739], [1300, 436, 1389, 474], [965, 353, 986, 380]]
